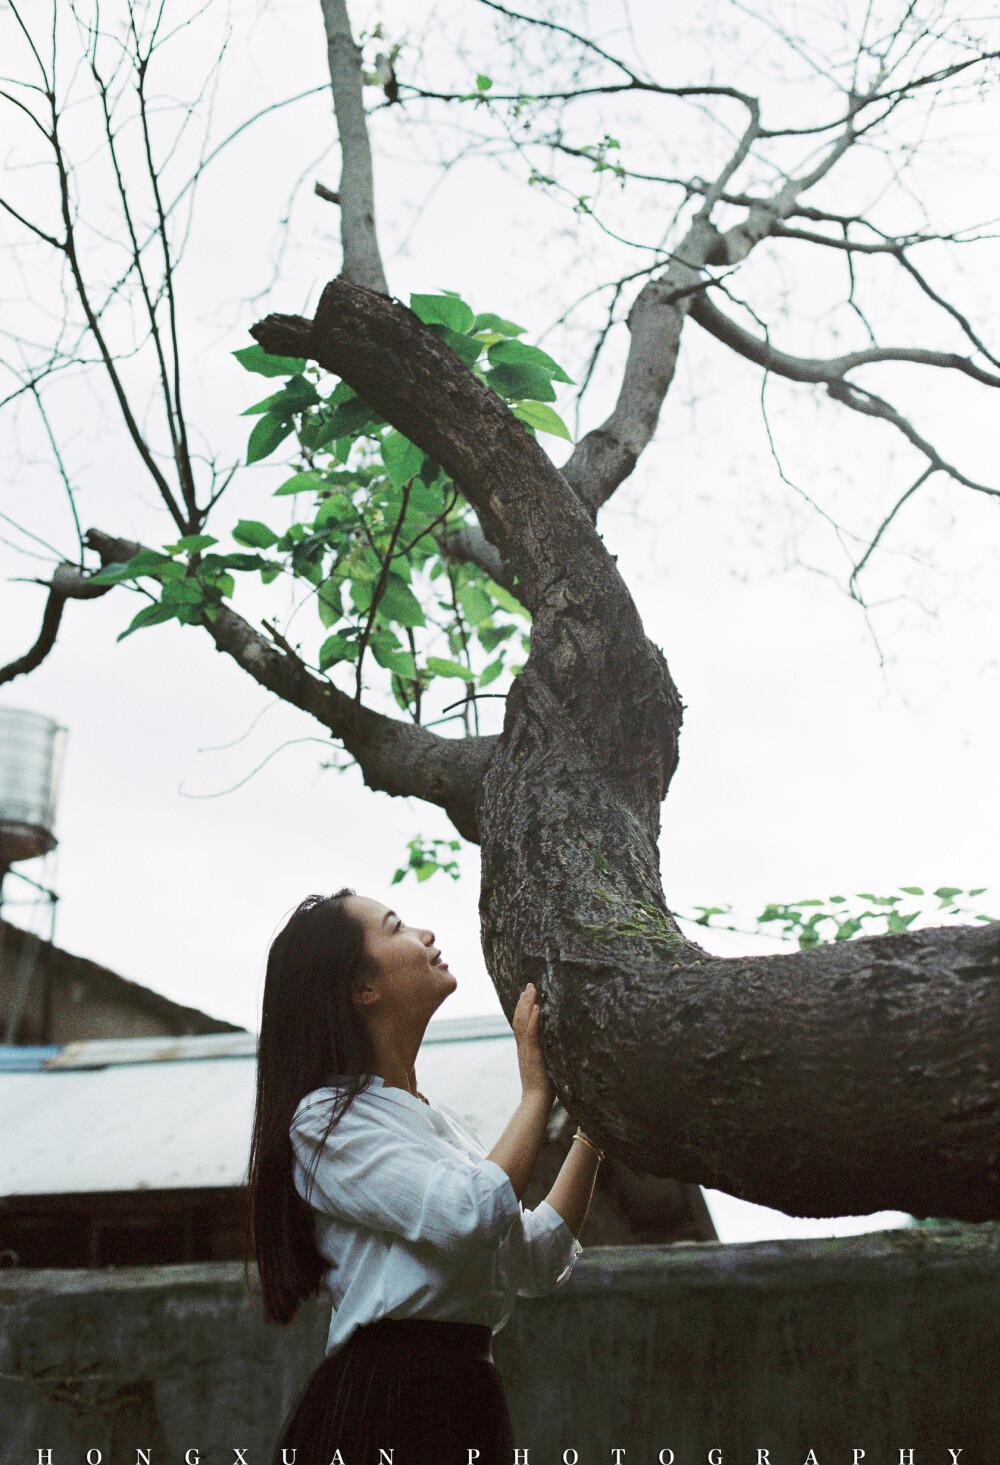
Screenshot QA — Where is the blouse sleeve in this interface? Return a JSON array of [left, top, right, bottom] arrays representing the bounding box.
[[291, 1093, 522, 1257], [517, 1199, 583, 1296]]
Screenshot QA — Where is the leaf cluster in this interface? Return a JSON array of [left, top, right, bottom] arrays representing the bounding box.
[[391, 834, 463, 886], [689, 887, 995, 951], [89, 291, 575, 728]]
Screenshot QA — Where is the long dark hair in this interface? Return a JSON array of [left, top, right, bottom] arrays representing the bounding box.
[[245, 889, 378, 1324]]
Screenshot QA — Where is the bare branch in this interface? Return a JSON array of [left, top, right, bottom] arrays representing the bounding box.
[[434, 522, 512, 591], [557, 86, 949, 515], [688, 292, 999, 497], [849, 465, 936, 597], [475, 0, 645, 83], [0, 564, 110, 687], [46, 93, 189, 531], [895, 251, 1000, 372], [769, 221, 994, 255], [319, 0, 388, 294], [687, 293, 1000, 389], [826, 379, 998, 497], [129, 8, 199, 523]]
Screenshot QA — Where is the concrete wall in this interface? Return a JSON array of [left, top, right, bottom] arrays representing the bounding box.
[[2, 1224, 999, 1462]]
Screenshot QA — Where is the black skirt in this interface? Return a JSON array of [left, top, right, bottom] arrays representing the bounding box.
[[271, 1318, 514, 1465]]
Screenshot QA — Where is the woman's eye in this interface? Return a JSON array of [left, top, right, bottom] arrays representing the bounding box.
[[395, 919, 404, 933]]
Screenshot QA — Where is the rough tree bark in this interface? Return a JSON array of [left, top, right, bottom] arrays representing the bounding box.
[[254, 280, 1000, 1223]]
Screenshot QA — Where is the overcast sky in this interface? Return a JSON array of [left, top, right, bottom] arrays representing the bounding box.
[[2, 0, 997, 1241]]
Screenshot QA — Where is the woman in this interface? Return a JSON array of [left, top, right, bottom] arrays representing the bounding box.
[[247, 888, 604, 1465]]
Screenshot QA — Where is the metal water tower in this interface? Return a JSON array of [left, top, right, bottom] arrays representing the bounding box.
[[0, 707, 66, 876], [0, 707, 65, 1044]]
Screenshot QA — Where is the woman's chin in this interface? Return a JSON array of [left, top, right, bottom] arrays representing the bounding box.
[[434, 973, 458, 1004]]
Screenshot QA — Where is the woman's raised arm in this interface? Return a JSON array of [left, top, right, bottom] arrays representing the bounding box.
[[486, 983, 556, 1200]]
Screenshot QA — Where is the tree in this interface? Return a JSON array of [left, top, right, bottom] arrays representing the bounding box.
[[1, 0, 998, 1222]]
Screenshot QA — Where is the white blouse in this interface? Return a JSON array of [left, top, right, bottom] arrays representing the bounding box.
[[290, 1075, 583, 1357]]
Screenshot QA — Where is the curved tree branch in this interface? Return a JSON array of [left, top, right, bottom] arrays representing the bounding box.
[[83, 529, 496, 842], [254, 279, 1000, 1222], [252, 283, 682, 819], [0, 564, 110, 687]]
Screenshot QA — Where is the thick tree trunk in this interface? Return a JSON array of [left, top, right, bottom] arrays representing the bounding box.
[[253, 281, 1000, 1223]]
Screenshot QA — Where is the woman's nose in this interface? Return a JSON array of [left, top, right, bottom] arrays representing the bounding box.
[[422, 928, 435, 945]]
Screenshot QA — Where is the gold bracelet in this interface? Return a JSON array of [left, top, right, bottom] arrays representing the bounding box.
[[573, 1129, 604, 1162]]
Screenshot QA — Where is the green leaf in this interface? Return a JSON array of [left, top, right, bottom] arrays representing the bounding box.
[[261, 564, 282, 585], [382, 431, 427, 489], [406, 479, 446, 519], [116, 602, 179, 641], [161, 577, 205, 606], [457, 582, 493, 625], [472, 312, 525, 337], [486, 361, 556, 402], [426, 656, 475, 681], [164, 534, 218, 553], [246, 412, 294, 464], [487, 338, 573, 383], [371, 639, 417, 679], [315, 493, 358, 527], [485, 580, 530, 617], [512, 402, 572, 441], [349, 578, 375, 613], [328, 381, 358, 406], [89, 550, 174, 585], [378, 573, 426, 627], [233, 520, 280, 549], [430, 326, 484, 366], [207, 552, 275, 572], [232, 344, 307, 377], [834, 918, 863, 941], [479, 656, 504, 686], [317, 577, 343, 627], [934, 886, 963, 904], [478, 622, 516, 652], [899, 886, 925, 896], [307, 397, 385, 450], [476, 74, 492, 91], [274, 471, 328, 496], [319, 633, 359, 670], [410, 293, 475, 334], [242, 376, 319, 417]]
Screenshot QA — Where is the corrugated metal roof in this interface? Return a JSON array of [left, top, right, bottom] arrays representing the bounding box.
[[0, 1014, 523, 1197], [0, 1014, 511, 1073]]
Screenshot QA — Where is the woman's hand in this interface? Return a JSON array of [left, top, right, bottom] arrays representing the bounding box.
[[512, 983, 556, 1106]]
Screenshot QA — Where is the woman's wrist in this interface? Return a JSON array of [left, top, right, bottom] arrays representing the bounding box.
[[521, 1081, 555, 1109], [572, 1128, 604, 1162]]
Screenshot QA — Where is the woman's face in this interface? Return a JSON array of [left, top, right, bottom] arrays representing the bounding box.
[[344, 894, 457, 1022]]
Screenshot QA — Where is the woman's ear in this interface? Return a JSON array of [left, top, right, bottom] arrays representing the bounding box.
[[352, 976, 380, 1010]]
